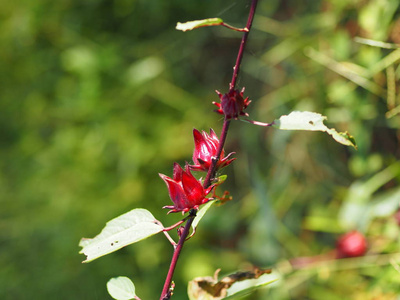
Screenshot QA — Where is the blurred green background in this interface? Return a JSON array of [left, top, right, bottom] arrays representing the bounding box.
[[1, 0, 400, 299]]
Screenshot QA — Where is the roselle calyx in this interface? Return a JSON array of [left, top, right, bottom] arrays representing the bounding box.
[[190, 128, 235, 172], [159, 163, 214, 214], [213, 88, 251, 119]]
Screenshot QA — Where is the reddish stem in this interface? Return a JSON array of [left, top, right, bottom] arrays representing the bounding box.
[[159, 1, 258, 298], [160, 210, 196, 300], [229, 0, 258, 92], [203, 118, 231, 189]]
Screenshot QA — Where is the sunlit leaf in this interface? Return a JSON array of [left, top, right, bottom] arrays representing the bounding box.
[[79, 209, 163, 262], [326, 129, 357, 148], [273, 111, 357, 149], [107, 277, 137, 300], [176, 18, 223, 31]]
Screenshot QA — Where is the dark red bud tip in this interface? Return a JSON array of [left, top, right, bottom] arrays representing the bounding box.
[[213, 88, 251, 119], [336, 231, 367, 258]]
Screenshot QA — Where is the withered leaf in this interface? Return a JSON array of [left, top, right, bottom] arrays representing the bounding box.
[[188, 267, 272, 300]]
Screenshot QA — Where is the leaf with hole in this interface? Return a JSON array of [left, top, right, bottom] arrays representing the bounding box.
[[273, 111, 357, 149], [79, 208, 163, 263]]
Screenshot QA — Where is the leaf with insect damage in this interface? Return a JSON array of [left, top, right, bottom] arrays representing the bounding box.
[[273, 111, 357, 149], [79, 209, 163, 263]]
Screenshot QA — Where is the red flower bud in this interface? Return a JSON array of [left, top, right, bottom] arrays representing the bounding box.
[[159, 163, 214, 214], [213, 88, 251, 119], [336, 231, 367, 258], [190, 128, 235, 172]]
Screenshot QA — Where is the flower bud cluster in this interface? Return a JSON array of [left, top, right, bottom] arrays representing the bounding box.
[[159, 128, 235, 214]]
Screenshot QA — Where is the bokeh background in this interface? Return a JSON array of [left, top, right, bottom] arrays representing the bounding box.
[[1, 0, 400, 299]]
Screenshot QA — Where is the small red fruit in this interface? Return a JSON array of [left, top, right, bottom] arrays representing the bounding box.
[[336, 231, 367, 258]]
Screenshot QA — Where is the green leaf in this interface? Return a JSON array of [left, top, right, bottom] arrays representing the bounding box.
[[79, 208, 163, 263], [216, 175, 228, 184], [224, 274, 279, 299], [192, 200, 215, 232], [326, 128, 357, 148], [176, 18, 223, 32], [107, 276, 137, 300], [273, 111, 357, 149]]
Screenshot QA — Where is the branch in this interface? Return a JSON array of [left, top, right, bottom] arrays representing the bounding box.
[[159, 1, 259, 298], [230, 0, 259, 92]]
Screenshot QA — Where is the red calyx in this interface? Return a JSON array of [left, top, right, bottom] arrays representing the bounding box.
[[190, 128, 235, 172], [159, 163, 214, 214], [213, 88, 251, 120]]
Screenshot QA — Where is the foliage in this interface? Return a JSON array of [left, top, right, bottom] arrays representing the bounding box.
[[107, 277, 138, 300], [79, 209, 163, 263], [1, 0, 400, 299]]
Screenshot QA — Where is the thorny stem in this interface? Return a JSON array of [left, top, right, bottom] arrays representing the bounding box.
[[160, 1, 258, 299]]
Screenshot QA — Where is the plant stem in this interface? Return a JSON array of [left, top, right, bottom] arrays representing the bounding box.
[[229, 0, 259, 92], [203, 117, 231, 189], [159, 1, 258, 298], [206, 0, 258, 187], [160, 210, 196, 300]]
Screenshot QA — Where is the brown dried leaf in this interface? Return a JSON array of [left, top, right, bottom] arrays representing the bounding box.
[[188, 268, 272, 300]]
